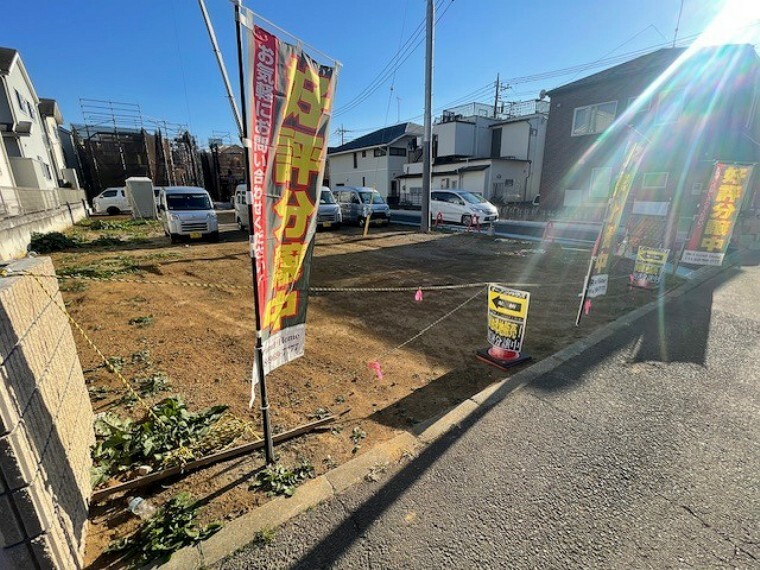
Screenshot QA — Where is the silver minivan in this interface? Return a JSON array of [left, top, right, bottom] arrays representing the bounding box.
[[318, 187, 342, 229], [158, 186, 219, 242], [333, 186, 390, 226]]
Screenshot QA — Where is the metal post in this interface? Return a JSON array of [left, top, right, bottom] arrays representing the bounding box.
[[199, 0, 244, 137], [420, 0, 434, 233], [234, 1, 275, 464]]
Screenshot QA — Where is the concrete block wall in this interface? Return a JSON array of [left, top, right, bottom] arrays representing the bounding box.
[[0, 202, 88, 261], [0, 257, 94, 569]]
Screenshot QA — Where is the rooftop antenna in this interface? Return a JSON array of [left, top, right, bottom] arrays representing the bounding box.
[[672, 0, 685, 47]]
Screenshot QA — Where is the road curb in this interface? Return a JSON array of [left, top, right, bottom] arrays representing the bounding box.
[[149, 250, 745, 570]]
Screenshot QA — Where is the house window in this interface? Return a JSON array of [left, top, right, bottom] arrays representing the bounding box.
[[374, 147, 387, 157], [505, 179, 514, 187], [655, 90, 685, 125], [691, 182, 703, 196], [38, 157, 52, 180], [642, 172, 669, 193], [627, 95, 653, 115], [564, 189, 583, 206], [15, 90, 27, 115], [571, 101, 617, 136], [353, 152, 357, 169], [27, 102, 36, 121], [362, 150, 367, 158], [389, 147, 406, 156], [490, 128, 502, 158], [589, 167, 612, 198], [362, 176, 366, 186]]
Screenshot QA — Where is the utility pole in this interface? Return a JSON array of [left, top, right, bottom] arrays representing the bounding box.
[[337, 124, 348, 145], [420, 0, 434, 233], [493, 73, 500, 118]]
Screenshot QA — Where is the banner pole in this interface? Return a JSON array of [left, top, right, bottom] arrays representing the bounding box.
[[234, 0, 275, 465], [198, 0, 243, 137], [576, 201, 608, 327]]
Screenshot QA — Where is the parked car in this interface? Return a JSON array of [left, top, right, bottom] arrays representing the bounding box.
[[93, 187, 129, 215], [430, 189, 499, 225], [158, 186, 219, 242], [333, 186, 390, 226], [318, 187, 342, 229], [233, 184, 249, 230]]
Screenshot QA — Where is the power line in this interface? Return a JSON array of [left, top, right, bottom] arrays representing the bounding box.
[[335, 0, 455, 117]]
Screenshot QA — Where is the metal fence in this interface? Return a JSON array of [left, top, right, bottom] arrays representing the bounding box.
[[0, 186, 88, 218]]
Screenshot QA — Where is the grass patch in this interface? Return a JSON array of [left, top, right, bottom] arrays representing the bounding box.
[[90, 397, 228, 487], [59, 280, 87, 293], [108, 492, 221, 566], [128, 315, 154, 328], [250, 460, 315, 497], [58, 256, 147, 279], [29, 232, 81, 253]]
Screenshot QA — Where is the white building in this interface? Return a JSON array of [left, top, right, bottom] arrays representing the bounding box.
[[398, 101, 548, 206], [327, 122, 422, 198], [39, 99, 67, 182], [0, 47, 57, 190]]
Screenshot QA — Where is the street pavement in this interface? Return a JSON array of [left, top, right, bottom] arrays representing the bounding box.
[[217, 254, 760, 569], [390, 210, 599, 246]]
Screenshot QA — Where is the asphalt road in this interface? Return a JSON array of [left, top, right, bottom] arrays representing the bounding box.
[[217, 254, 760, 569]]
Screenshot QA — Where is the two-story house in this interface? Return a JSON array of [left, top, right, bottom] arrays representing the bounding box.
[[0, 47, 57, 191], [540, 44, 760, 245], [398, 100, 548, 207], [327, 122, 423, 198]]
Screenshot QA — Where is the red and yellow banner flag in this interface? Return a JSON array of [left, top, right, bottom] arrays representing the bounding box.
[[586, 141, 646, 298], [681, 163, 754, 266], [247, 23, 337, 403]]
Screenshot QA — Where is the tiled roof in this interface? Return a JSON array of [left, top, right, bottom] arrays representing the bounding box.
[[330, 122, 422, 154], [0, 47, 18, 75], [549, 44, 758, 95]]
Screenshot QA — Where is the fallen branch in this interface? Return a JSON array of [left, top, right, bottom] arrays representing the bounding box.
[[91, 415, 336, 503]]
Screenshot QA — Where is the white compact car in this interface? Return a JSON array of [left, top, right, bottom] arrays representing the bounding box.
[[93, 187, 129, 215], [158, 186, 219, 242], [430, 189, 499, 225]]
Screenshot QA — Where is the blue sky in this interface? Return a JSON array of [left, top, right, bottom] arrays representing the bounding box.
[[0, 1, 740, 146]]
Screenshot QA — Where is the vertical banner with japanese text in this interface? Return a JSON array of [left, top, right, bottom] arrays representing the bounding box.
[[247, 21, 337, 404], [587, 141, 646, 298], [681, 163, 754, 266]]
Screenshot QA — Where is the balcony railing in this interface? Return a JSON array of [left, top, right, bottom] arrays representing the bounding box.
[[0, 186, 87, 218]]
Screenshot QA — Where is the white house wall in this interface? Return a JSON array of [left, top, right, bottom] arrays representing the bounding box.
[[44, 115, 66, 181], [499, 121, 530, 160], [1, 61, 56, 189], [328, 145, 408, 198]]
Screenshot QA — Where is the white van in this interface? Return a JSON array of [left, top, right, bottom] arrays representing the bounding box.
[[233, 184, 249, 230], [158, 186, 219, 242], [93, 187, 129, 215], [430, 189, 499, 225]]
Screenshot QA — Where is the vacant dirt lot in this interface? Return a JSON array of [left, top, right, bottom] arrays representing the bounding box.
[[45, 216, 673, 567]]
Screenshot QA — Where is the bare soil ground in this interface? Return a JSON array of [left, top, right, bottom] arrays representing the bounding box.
[[46, 216, 677, 568]]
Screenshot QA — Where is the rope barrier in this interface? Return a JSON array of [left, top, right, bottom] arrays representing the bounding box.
[[2, 268, 262, 472], [3, 269, 629, 294]]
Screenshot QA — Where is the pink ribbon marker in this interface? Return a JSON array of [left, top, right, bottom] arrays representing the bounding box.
[[414, 288, 423, 302], [368, 361, 384, 380], [583, 299, 592, 315]]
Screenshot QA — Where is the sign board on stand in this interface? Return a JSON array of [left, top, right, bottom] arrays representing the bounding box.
[[477, 284, 532, 370]]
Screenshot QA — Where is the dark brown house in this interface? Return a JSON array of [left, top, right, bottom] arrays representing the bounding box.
[[540, 44, 760, 246]]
